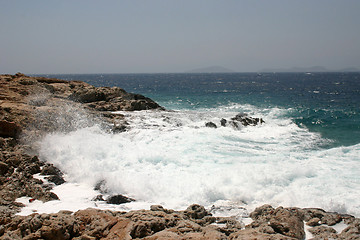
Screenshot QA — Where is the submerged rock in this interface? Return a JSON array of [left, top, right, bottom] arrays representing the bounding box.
[[207, 113, 264, 130]]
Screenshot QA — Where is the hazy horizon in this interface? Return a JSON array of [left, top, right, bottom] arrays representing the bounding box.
[[1, 0, 360, 74]]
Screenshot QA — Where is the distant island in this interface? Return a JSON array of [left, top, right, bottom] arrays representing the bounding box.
[[187, 66, 234, 73], [259, 66, 359, 73]]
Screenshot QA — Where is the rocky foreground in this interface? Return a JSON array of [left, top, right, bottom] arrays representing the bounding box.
[[0, 73, 359, 239]]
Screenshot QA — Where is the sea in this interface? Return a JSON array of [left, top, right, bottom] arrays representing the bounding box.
[[23, 72, 360, 218]]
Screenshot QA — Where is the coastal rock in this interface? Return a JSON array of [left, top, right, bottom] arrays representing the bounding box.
[[220, 118, 227, 127], [210, 113, 264, 130], [184, 204, 210, 219], [308, 225, 338, 239], [231, 113, 265, 127], [106, 194, 135, 205], [1, 204, 359, 239], [306, 217, 321, 226], [205, 121, 217, 128], [45, 175, 65, 185], [339, 218, 360, 239], [0, 121, 21, 138], [0, 74, 358, 240], [249, 205, 305, 240]]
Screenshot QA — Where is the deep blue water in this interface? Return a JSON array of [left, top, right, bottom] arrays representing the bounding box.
[[42, 72, 360, 147]]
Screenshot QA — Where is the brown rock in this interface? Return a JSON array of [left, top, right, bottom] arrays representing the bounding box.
[[229, 228, 296, 240], [321, 212, 342, 226], [0, 161, 9, 175], [184, 204, 210, 219], [306, 217, 321, 226], [249, 205, 305, 240], [0, 121, 21, 138], [308, 225, 338, 239], [339, 218, 360, 239]]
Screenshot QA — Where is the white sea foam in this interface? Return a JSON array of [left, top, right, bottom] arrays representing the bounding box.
[[32, 104, 360, 217]]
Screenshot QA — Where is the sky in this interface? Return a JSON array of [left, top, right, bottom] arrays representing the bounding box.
[[1, 0, 360, 74]]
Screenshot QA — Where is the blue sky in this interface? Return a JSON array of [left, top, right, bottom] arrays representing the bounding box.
[[1, 0, 359, 73]]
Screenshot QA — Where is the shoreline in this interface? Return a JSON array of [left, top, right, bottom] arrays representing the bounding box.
[[1, 73, 359, 239]]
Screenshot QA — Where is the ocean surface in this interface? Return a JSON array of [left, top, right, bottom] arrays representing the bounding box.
[[33, 72, 360, 216]]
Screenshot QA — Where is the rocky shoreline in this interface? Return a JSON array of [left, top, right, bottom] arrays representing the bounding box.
[[0, 73, 359, 239]]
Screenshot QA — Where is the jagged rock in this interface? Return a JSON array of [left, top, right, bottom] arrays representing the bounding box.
[[106, 194, 135, 205], [205, 122, 217, 128], [231, 113, 264, 126], [220, 118, 227, 127]]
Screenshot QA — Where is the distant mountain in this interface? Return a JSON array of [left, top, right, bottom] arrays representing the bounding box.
[[187, 66, 234, 73], [260, 66, 328, 73], [260, 66, 359, 73], [339, 67, 359, 72]]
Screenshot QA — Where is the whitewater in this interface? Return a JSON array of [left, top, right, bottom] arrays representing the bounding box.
[[17, 103, 360, 218], [18, 72, 360, 219]]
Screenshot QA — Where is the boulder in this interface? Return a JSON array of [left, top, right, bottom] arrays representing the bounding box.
[[205, 122, 217, 128], [45, 175, 65, 185], [249, 205, 305, 240], [106, 194, 135, 205], [184, 204, 210, 219]]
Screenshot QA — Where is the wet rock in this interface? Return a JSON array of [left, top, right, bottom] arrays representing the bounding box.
[[112, 124, 127, 133], [40, 163, 62, 176], [184, 204, 210, 219], [106, 194, 135, 204], [0, 121, 21, 138], [205, 121, 217, 128], [231, 113, 264, 126], [220, 118, 227, 127], [94, 179, 108, 193], [92, 194, 105, 201], [45, 175, 65, 185]]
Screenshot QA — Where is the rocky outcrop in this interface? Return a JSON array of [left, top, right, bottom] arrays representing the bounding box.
[[205, 113, 264, 129], [1, 204, 359, 239], [0, 73, 163, 220], [0, 137, 60, 218]]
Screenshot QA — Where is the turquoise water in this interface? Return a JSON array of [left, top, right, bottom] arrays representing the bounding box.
[[48, 72, 360, 148], [37, 72, 360, 216]]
